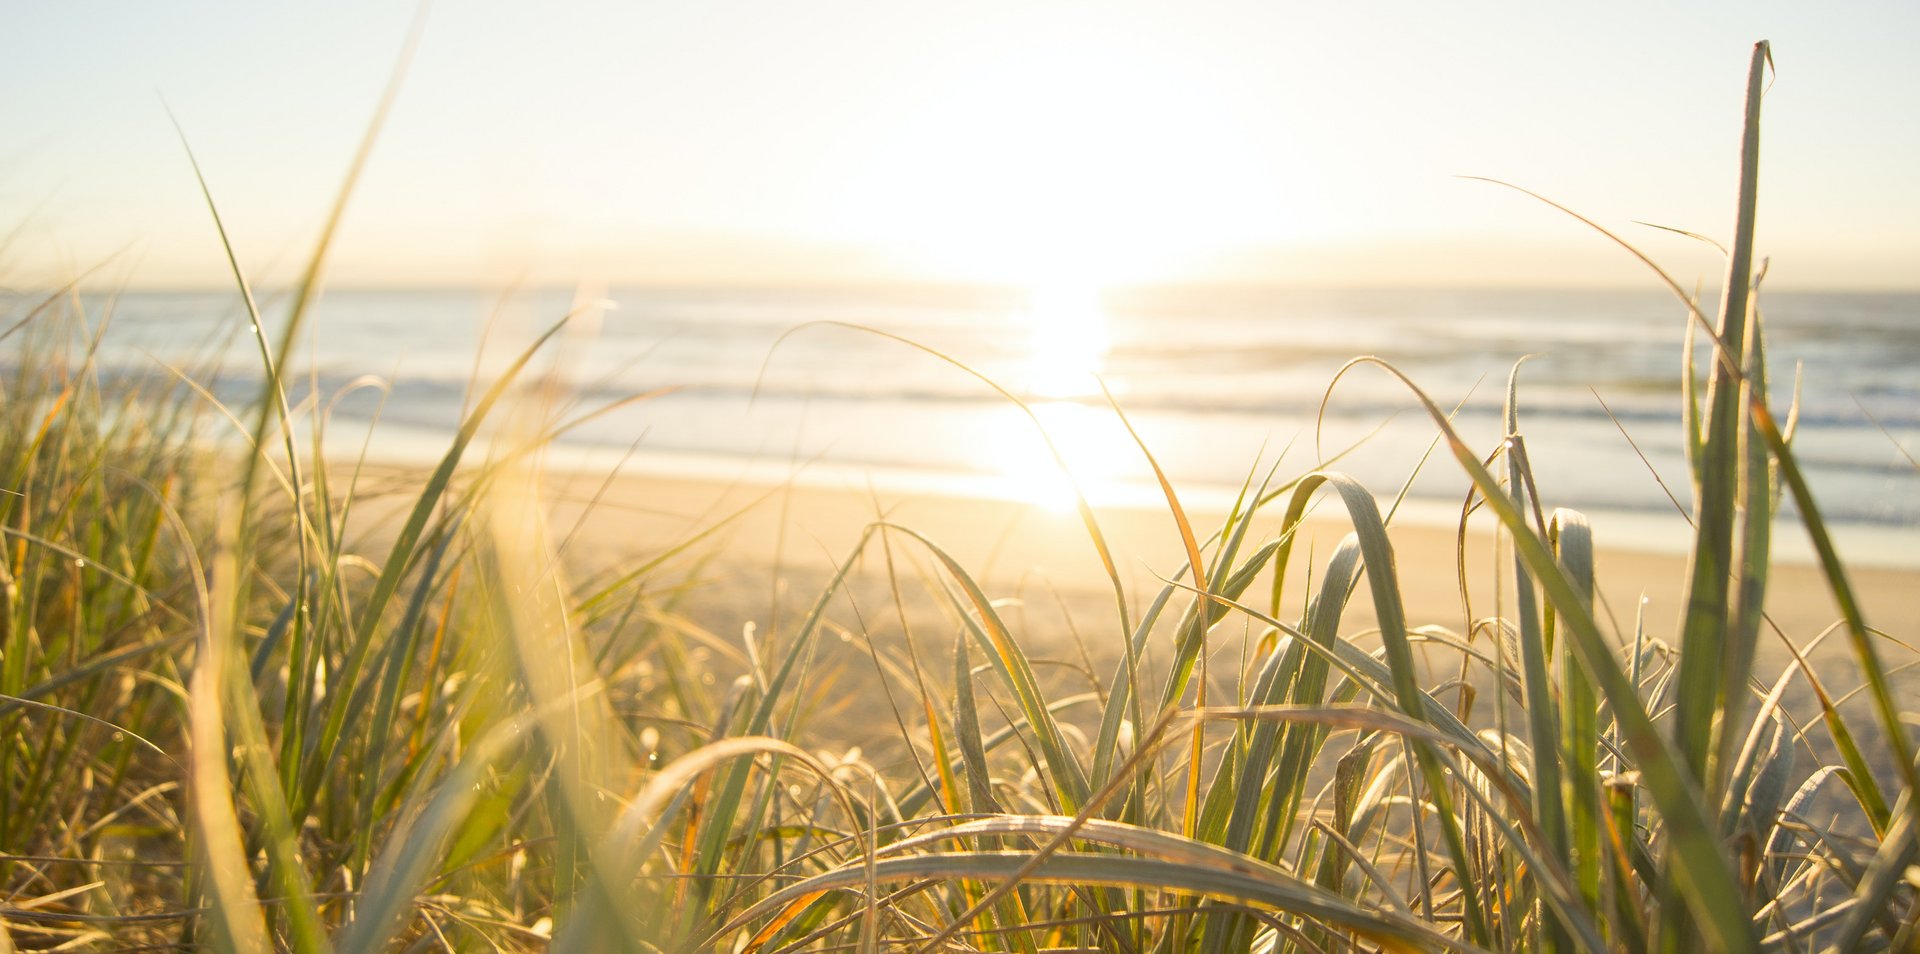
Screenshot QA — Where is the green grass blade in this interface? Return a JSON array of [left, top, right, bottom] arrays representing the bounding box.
[[1827, 795, 1918, 951], [881, 524, 1092, 814], [332, 716, 529, 953], [1291, 472, 1493, 945], [191, 505, 271, 954], [293, 312, 579, 819], [950, 623, 1001, 814], [1549, 509, 1604, 923], [1341, 356, 1758, 953], [1670, 41, 1770, 797], [1503, 367, 1571, 952], [1100, 383, 1215, 844], [681, 530, 875, 925]]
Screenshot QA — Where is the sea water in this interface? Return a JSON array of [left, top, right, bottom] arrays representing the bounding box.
[[19, 284, 1920, 563]]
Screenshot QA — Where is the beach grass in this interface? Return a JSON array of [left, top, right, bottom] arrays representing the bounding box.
[[4, 38, 1918, 953]]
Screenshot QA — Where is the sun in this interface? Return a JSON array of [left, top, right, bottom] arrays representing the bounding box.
[[825, 17, 1281, 289]]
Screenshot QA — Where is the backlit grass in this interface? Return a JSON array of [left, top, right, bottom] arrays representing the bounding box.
[[3, 39, 1916, 953]]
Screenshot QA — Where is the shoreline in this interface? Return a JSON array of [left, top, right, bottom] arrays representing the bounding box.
[[341, 422, 1920, 571], [336, 449, 1919, 652], [500, 457, 1920, 757]]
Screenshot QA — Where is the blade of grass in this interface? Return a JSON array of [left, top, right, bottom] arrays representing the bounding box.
[[1335, 355, 1758, 954], [760, 321, 1132, 641], [1500, 362, 1571, 953]]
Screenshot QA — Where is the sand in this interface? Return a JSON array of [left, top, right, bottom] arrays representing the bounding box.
[[516, 465, 1915, 645], [335, 457, 1919, 755]]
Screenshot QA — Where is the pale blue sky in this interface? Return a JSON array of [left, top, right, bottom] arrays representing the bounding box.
[[4, 1, 1917, 289]]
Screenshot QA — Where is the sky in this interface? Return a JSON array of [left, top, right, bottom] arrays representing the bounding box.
[[3, 1, 1918, 291]]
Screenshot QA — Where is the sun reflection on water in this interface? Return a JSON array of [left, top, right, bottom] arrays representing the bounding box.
[[986, 401, 1137, 512], [1021, 281, 1111, 399], [968, 280, 1151, 512]]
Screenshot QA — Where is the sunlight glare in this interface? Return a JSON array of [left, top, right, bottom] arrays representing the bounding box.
[[836, 23, 1286, 288], [1022, 280, 1111, 400], [987, 401, 1135, 513]]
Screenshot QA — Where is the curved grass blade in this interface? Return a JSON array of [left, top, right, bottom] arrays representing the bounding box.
[[1548, 509, 1603, 923], [879, 523, 1092, 813], [1500, 362, 1571, 953], [332, 714, 532, 953], [292, 310, 582, 818], [1332, 356, 1758, 953], [1470, 51, 1912, 834], [1148, 574, 1609, 953], [760, 321, 1132, 638], [1267, 471, 1493, 945], [713, 851, 1472, 953], [1099, 381, 1213, 842]]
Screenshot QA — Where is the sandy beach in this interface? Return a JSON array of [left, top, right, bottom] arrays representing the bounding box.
[[334, 458, 1906, 735], [506, 465, 1911, 638], [492, 467, 1918, 791]]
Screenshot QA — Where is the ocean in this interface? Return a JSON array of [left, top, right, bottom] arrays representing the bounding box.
[[18, 284, 1920, 564]]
